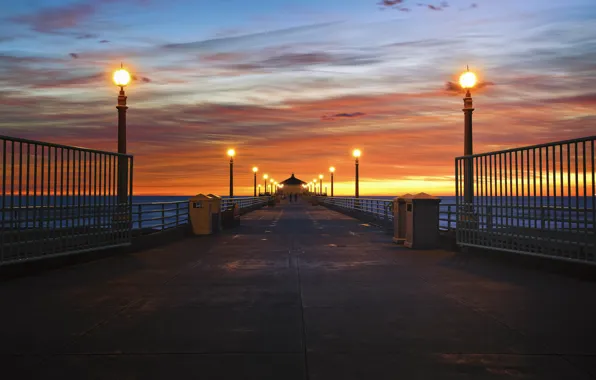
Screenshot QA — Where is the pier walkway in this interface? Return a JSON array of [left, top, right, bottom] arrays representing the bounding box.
[[2, 201, 596, 379]]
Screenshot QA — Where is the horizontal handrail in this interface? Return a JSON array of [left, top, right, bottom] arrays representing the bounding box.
[[455, 135, 596, 159], [315, 197, 458, 231], [0, 134, 132, 158]]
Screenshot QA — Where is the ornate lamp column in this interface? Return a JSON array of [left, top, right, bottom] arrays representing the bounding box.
[[252, 167, 258, 197], [113, 64, 131, 204], [227, 149, 235, 197], [329, 167, 335, 197], [353, 149, 361, 198], [459, 67, 477, 206]]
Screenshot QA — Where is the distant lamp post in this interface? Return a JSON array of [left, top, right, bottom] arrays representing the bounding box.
[[263, 174, 269, 194], [227, 149, 235, 197], [252, 167, 258, 197], [319, 174, 323, 195], [353, 149, 361, 198], [258, 184, 262, 196], [313, 179, 317, 195], [270, 178, 274, 195], [113, 64, 131, 204], [329, 167, 335, 197], [459, 66, 477, 205]]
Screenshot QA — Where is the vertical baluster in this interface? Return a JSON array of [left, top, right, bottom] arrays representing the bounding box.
[[1, 139, 6, 263]]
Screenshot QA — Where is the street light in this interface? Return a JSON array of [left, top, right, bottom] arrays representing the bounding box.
[[258, 184, 261, 196], [313, 178, 317, 195], [460, 66, 477, 205], [252, 166, 258, 197], [227, 149, 235, 197], [270, 178, 274, 195], [329, 167, 335, 197], [263, 174, 269, 194], [319, 174, 323, 195], [113, 64, 131, 204], [353, 149, 361, 198]]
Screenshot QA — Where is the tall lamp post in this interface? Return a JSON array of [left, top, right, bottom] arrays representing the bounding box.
[[460, 67, 477, 206], [113, 65, 131, 204], [353, 149, 361, 198], [270, 179, 274, 195], [252, 167, 258, 197], [329, 167, 335, 197], [227, 149, 235, 197], [319, 174, 323, 195], [263, 174, 269, 194], [313, 179, 317, 195]]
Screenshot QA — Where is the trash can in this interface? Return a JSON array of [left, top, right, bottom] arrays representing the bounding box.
[[393, 192, 441, 249], [392, 194, 412, 245], [188, 194, 213, 235], [207, 194, 222, 233]]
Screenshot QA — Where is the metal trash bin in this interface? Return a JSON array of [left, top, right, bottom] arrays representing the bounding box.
[[188, 194, 213, 235], [207, 194, 222, 232], [393, 192, 440, 249]]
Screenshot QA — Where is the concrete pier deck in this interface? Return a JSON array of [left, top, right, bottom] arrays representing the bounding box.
[[1, 202, 596, 379]]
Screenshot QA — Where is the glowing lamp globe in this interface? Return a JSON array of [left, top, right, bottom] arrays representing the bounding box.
[[227, 149, 235, 157], [264, 174, 268, 179], [459, 71, 477, 89], [252, 166, 258, 173], [113, 68, 131, 87], [329, 167, 335, 173], [319, 174, 323, 179], [353, 149, 361, 158]]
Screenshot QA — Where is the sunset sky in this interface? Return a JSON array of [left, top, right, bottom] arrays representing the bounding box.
[[1, 0, 595, 196]]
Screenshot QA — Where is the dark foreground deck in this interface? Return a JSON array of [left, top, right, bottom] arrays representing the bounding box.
[[1, 202, 596, 379]]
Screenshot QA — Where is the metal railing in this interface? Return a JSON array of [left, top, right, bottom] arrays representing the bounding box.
[[133, 201, 189, 232], [316, 197, 457, 231], [455, 136, 596, 264], [222, 196, 270, 211], [1, 135, 134, 266]]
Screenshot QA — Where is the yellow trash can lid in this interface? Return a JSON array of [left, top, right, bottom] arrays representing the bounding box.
[[189, 194, 212, 208]]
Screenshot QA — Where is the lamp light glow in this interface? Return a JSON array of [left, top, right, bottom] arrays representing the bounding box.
[[264, 174, 268, 179], [252, 166, 258, 173], [319, 174, 323, 179], [329, 167, 335, 173], [459, 69, 477, 89], [353, 149, 361, 158], [113, 68, 131, 87], [227, 149, 235, 157]]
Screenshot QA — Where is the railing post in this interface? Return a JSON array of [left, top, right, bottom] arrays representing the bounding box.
[[487, 205, 492, 231], [138, 204, 142, 230]]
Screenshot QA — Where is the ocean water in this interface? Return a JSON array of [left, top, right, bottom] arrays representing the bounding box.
[[2, 195, 593, 231]]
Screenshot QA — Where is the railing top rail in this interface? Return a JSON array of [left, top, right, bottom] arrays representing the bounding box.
[[325, 197, 393, 202], [132, 201, 189, 206], [455, 135, 596, 160], [0, 134, 133, 158]]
